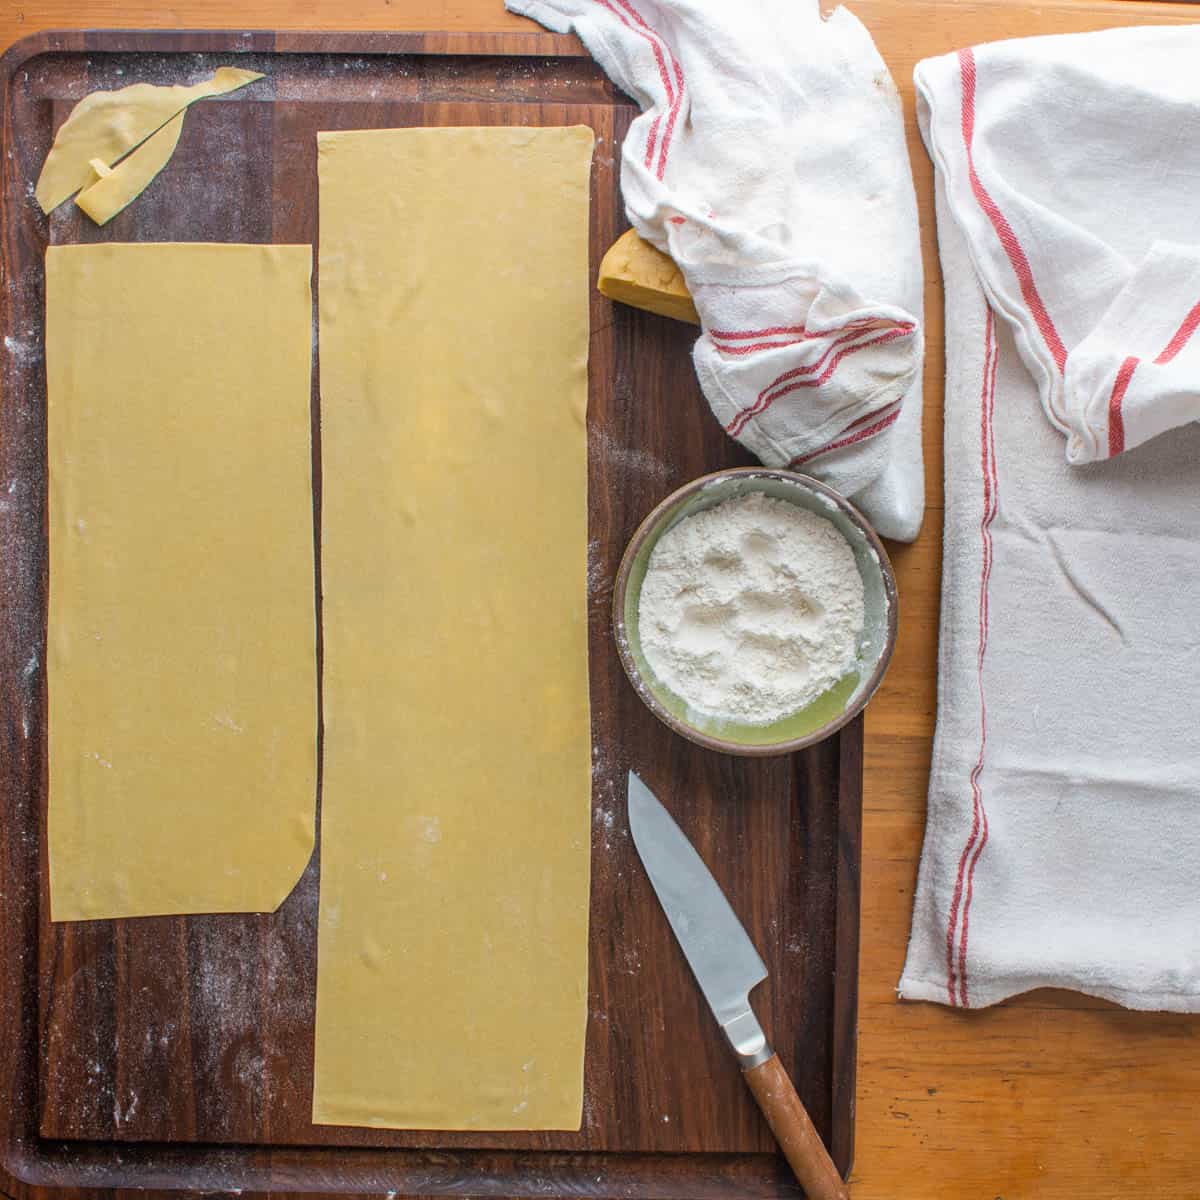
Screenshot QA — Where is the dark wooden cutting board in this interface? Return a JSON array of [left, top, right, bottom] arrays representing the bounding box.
[[0, 29, 863, 1200]]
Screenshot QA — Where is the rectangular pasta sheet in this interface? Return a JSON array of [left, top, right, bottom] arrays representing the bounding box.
[[313, 125, 594, 1130], [46, 242, 317, 922]]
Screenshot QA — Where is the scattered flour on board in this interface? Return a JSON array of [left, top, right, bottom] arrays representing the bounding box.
[[4, 334, 37, 367], [587, 538, 607, 599], [593, 429, 672, 485], [638, 492, 864, 725]]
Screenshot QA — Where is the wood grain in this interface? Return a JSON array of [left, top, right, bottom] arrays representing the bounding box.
[[0, 26, 862, 1200], [1, 1, 1198, 1198]]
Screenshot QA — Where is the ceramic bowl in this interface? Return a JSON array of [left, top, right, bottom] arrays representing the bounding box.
[[612, 467, 898, 756]]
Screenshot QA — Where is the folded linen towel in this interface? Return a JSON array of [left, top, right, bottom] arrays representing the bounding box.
[[918, 27, 1200, 464], [901, 31, 1200, 1011], [507, 0, 926, 541]]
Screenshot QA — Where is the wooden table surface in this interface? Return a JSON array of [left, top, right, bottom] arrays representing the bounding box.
[[5, 0, 1198, 1196]]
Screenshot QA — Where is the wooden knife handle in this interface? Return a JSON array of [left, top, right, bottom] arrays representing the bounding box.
[[743, 1054, 849, 1200]]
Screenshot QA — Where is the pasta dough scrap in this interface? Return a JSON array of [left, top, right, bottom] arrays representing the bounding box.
[[46, 242, 317, 922], [75, 111, 184, 225], [313, 125, 594, 1131], [82, 158, 112, 187], [35, 66, 262, 214]]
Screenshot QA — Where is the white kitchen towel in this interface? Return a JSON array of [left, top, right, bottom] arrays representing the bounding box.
[[917, 28, 1200, 465], [507, 0, 926, 541], [900, 34, 1200, 1012]]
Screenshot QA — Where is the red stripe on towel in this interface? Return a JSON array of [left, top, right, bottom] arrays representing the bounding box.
[[1104, 300, 1200, 459], [959, 49, 1067, 375], [726, 326, 913, 437], [595, 0, 670, 170], [945, 308, 998, 1008], [957, 309, 1000, 1008], [1154, 299, 1200, 365], [610, 0, 685, 180], [1106, 355, 1138, 459], [843, 402, 899, 433], [711, 318, 898, 359], [714, 336, 844, 358], [710, 316, 887, 343], [656, 47, 685, 179], [723, 328, 884, 434], [786, 403, 901, 469], [725, 328, 877, 435]]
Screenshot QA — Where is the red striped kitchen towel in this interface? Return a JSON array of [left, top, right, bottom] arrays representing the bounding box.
[[901, 28, 1200, 1011], [917, 30, 1200, 466], [506, 0, 927, 541]]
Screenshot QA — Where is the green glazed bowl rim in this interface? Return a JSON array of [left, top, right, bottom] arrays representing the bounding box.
[[611, 467, 899, 757]]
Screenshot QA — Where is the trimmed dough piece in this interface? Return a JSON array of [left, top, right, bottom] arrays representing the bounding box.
[[313, 126, 594, 1131], [75, 112, 185, 225], [35, 66, 262, 214], [46, 243, 317, 922], [81, 159, 112, 188]]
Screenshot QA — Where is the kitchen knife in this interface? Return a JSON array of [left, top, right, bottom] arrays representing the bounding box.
[[627, 770, 849, 1200]]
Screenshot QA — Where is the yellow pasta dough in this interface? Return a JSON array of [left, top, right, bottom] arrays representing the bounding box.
[[313, 126, 594, 1130], [35, 67, 262, 214], [74, 111, 185, 225], [46, 243, 317, 922]]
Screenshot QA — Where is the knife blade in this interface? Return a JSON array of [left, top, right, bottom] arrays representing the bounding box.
[[627, 768, 771, 1062], [627, 771, 849, 1200]]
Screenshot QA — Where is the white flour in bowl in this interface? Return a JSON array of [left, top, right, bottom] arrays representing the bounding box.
[[637, 492, 865, 725]]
